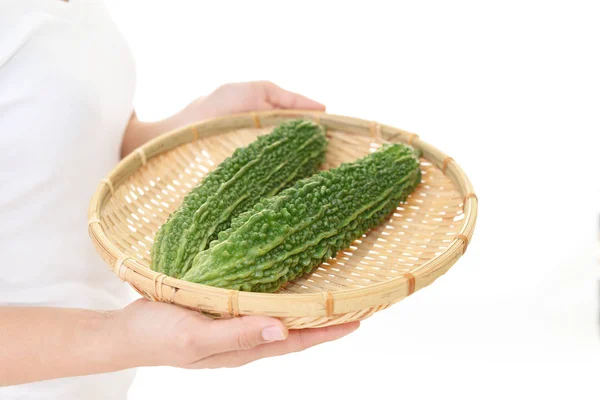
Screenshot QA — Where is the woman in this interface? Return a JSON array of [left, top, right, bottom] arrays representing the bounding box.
[[0, 1, 358, 398]]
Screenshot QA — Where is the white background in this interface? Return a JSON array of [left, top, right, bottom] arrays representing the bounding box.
[[105, 1, 599, 399]]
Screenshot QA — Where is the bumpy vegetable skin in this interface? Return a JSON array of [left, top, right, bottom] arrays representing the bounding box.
[[151, 120, 328, 278], [183, 143, 422, 292]]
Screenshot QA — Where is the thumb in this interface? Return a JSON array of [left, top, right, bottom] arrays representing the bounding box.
[[202, 316, 289, 355], [263, 81, 326, 111]]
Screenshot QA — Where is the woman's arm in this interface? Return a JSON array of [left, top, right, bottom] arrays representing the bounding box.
[[0, 299, 358, 387], [0, 307, 129, 386], [121, 81, 325, 157]]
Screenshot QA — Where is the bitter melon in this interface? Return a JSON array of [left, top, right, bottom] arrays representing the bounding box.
[[183, 143, 422, 292], [151, 120, 328, 278]]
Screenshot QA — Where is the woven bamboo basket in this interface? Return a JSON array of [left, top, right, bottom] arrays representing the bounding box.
[[88, 110, 477, 329]]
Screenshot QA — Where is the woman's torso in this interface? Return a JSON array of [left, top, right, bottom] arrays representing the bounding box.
[[0, 0, 137, 398]]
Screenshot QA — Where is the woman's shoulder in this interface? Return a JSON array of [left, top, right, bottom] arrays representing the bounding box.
[[0, 1, 56, 69]]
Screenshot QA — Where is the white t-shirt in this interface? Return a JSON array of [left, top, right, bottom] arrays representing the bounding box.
[[1, 0, 137, 398]]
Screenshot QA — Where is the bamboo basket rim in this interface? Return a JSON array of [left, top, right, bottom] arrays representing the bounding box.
[[88, 110, 477, 321]]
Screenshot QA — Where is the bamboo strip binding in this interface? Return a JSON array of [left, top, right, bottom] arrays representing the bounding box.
[[88, 110, 477, 329]]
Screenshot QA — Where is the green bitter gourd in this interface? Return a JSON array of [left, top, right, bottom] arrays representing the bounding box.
[[151, 119, 328, 278], [183, 143, 422, 292]]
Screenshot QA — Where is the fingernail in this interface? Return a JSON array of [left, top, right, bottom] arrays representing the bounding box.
[[262, 326, 285, 342]]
